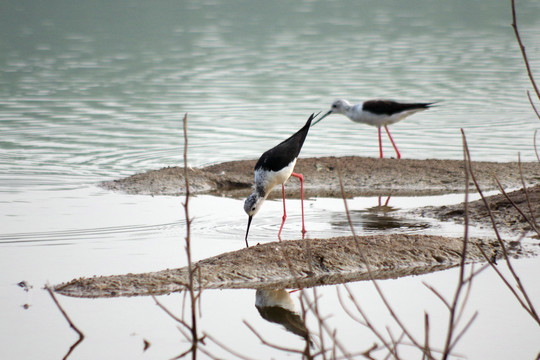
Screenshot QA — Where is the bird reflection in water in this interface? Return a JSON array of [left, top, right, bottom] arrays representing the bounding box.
[[371, 195, 393, 213], [255, 289, 311, 344], [331, 195, 430, 232]]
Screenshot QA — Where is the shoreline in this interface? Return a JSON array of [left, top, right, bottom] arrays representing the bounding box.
[[52, 156, 539, 298], [101, 156, 540, 198]]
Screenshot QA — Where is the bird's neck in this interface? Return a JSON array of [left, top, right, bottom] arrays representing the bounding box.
[[255, 185, 266, 199]]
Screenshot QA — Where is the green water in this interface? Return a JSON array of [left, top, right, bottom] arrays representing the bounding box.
[[1, 0, 540, 192]]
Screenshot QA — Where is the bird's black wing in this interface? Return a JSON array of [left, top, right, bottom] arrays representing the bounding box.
[[362, 100, 434, 116], [254, 114, 314, 172]]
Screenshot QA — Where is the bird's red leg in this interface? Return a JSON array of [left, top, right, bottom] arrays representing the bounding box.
[[291, 172, 306, 237], [277, 184, 287, 240], [378, 127, 384, 158], [384, 125, 401, 159]]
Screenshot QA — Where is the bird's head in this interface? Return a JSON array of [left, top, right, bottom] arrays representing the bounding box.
[[329, 99, 351, 115], [244, 192, 264, 217], [312, 99, 351, 126], [244, 192, 265, 247]]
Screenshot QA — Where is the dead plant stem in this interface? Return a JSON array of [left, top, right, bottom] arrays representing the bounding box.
[[511, 0, 540, 100], [45, 285, 84, 360]]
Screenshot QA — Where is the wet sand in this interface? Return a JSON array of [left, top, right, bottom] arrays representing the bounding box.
[[417, 184, 540, 237], [54, 234, 507, 298], [101, 155, 540, 234], [55, 157, 539, 298], [101, 156, 540, 197]]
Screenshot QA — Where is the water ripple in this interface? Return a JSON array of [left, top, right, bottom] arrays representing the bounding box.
[[0, 221, 183, 247]]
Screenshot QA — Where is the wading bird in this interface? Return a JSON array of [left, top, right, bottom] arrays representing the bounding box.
[[313, 99, 435, 159], [243, 113, 316, 247]]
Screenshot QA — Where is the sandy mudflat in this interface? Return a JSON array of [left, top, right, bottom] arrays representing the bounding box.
[[101, 156, 539, 197], [55, 234, 508, 298], [101, 156, 540, 233], [54, 157, 539, 298], [417, 184, 540, 236]]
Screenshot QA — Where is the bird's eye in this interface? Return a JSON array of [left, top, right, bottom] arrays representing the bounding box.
[[332, 104, 337, 108], [251, 207, 256, 211]]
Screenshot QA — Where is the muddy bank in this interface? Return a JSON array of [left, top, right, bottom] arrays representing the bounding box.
[[101, 156, 540, 198], [73, 157, 539, 299], [416, 184, 540, 237], [54, 234, 507, 298]]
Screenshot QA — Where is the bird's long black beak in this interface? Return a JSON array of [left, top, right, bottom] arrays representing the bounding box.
[[245, 216, 253, 248], [311, 110, 332, 126]]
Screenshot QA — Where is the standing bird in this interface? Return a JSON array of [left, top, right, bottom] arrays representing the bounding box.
[[312, 99, 435, 159], [244, 113, 316, 247]]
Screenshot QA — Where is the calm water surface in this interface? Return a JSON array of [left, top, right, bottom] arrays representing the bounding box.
[[1, 1, 540, 359]]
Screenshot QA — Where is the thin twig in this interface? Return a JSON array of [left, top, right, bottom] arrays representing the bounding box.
[[462, 263, 491, 284], [153, 295, 191, 331], [423, 313, 432, 360], [422, 282, 451, 310], [336, 164, 430, 359], [516, 155, 538, 231], [527, 92, 540, 120], [202, 332, 256, 360], [476, 244, 540, 324], [454, 264, 478, 332], [511, 0, 540, 100], [182, 113, 199, 359], [441, 129, 474, 360], [153, 114, 201, 359], [462, 142, 539, 324], [494, 176, 539, 235], [361, 343, 379, 360], [45, 285, 84, 360], [448, 312, 478, 354], [336, 287, 368, 326], [298, 289, 353, 359], [342, 285, 398, 359], [518, 155, 538, 229], [243, 320, 307, 355], [534, 129, 540, 163]]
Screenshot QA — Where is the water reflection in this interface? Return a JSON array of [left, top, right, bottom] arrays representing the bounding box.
[[371, 195, 394, 213], [255, 289, 311, 344], [330, 195, 431, 232]]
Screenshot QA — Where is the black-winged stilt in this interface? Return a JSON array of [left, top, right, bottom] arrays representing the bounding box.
[[255, 289, 310, 342], [313, 99, 435, 159], [243, 113, 316, 247]]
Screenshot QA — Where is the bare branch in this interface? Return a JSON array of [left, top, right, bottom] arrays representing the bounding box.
[[243, 320, 307, 355], [441, 130, 476, 360], [448, 312, 479, 354], [476, 244, 540, 325], [534, 129, 540, 163], [494, 176, 539, 235], [336, 286, 368, 326], [527, 92, 540, 121], [336, 164, 430, 358], [511, 0, 540, 99], [342, 285, 398, 359], [422, 282, 451, 310], [202, 332, 257, 360], [423, 313, 433, 360], [518, 155, 538, 230], [45, 285, 84, 360], [153, 295, 192, 332]]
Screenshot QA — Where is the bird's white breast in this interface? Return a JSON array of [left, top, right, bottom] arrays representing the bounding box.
[[255, 289, 295, 311], [255, 158, 297, 195]]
